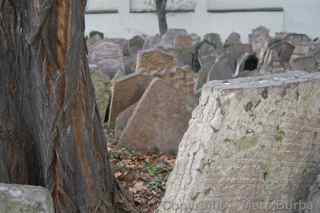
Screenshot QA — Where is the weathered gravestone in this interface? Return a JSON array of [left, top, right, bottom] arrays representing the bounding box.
[[108, 73, 153, 127], [291, 56, 318, 73], [88, 40, 125, 79], [158, 71, 320, 213], [121, 35, 146, 75], [203, 33, 223, 50], [284, 33, 312, 61], [175, 35, 193, 49], [284, 33, 311, 44], [136, 49, 177, 75], [195, 41, 220, 91], [128, 35, 145, 56], [86, 31, 104, 48], [119, 78, 193, 153], [115, 103, 138, 139], [160, 66, 196, 98], [159, 29, 188, 49], [207, 54, 235, 81], [291, 49, 320, 73], [208, 44, 253, 81], [0, 183, 54, 213], [90, 71, 111, 119], [307, 175, 320, 213], [143, 35, 161, 50], [190, 33, 201, 46], [175, 47, 194, 68], [260, 39, 295, 73], [224, 32, 241, 47], [106, 38, 129, 56], [249, 26, 271, 63], [115, 66, 196, 140]]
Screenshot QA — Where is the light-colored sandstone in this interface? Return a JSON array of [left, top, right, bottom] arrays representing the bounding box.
[[0, 183, 54, 213], [158, 71, 320, 213]]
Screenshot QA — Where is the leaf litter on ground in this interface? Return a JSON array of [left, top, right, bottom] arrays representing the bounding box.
[[107, 141, 176, 213]]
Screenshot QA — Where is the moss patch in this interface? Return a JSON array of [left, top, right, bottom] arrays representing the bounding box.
[[275, 126, 285, 144], [238, 135, 258, 151]]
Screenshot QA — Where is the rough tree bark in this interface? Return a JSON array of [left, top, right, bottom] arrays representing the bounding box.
[[0, 0, 134, 212], [155, 0, 168, 36]]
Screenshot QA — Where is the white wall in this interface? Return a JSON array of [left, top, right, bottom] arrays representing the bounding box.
[[85, 0, 320, 41]]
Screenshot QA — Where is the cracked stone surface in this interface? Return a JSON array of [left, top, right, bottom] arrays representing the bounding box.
[[0, 183, 54, 213], [158, 71, 320, 213]]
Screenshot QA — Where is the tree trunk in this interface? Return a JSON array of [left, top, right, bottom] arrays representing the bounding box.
[[156, 0, 168, 36], [0, 1, 133, 212]]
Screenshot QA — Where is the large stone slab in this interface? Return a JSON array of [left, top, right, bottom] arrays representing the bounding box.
[[0, 183, 54, 213], [88, 40, 125, 79], [158, 71, 320, 213], [108, 73, 153, 126], [119, 78, 192, 153], [136, 49, 177, 75]]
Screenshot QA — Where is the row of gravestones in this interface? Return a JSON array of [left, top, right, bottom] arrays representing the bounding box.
[[2, 28, 319, 213], [87, 27, 320, 155]]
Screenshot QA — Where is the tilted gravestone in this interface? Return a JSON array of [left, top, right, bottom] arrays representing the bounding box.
[[119, 78, 193, 153], [158, 71, 320, 213], [108, 73, 153, 127]]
